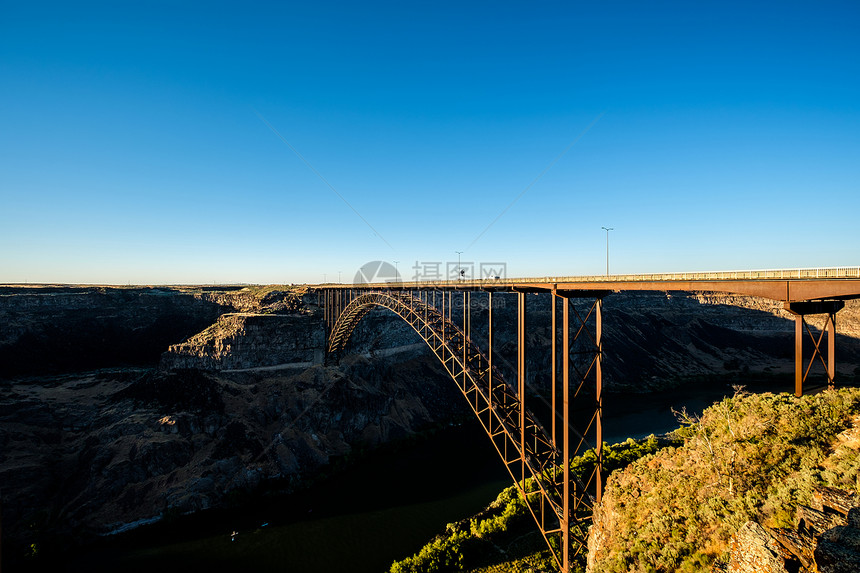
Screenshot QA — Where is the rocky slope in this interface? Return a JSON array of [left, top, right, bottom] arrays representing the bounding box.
[[0, 355, 467, 561], [1, 285, 456, 563], [585, 389, 860, 572], [160, 312, 325, 370], [0, 286, 253, 377], [159, 291, 422, 372], [721, 486, 860, 572]]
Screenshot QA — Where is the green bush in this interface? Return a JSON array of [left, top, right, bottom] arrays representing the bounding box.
[[389, 435, 667, 573]]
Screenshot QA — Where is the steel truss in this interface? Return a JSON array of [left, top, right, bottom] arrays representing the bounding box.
[[785, 300, 845, 397], [323, 288, 604, 572]]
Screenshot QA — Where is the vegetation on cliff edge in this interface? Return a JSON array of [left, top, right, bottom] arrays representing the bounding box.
[[591, 386, 860, 572], [389, 435, 669, 573], [388, 386, 860, 573]]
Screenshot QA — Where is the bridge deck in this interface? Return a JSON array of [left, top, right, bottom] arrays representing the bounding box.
[[317, 267, 860, 302]]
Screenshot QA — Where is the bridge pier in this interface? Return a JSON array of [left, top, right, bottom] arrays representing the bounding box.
[[785, 300, 845, 397]]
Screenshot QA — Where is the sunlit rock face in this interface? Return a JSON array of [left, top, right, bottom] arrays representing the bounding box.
[[159, 312, 326, 371]]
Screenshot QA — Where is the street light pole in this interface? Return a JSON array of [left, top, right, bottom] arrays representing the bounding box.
[[455, 251, 463, 281], [393, 260, 399, 282], [601, 227, 614, 276]]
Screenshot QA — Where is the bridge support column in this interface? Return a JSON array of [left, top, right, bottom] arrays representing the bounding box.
[[518, 292, 526, 493], [785, 300, 844, 396], [556, 291, 607, 570], [596, 299, 603, 503], [551, 289, 558, 452], [562, 294, 570, 570], [488, 291, 493, 435]]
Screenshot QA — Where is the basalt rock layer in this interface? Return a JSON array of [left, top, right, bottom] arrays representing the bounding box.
[[0, 355, 465, 560], [160, 312, 325, 371], [0, 285, 307, 378], [721, 487, 860, 573]]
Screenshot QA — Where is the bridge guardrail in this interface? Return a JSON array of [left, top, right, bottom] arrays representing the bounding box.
[[335, 266, 860, 289]]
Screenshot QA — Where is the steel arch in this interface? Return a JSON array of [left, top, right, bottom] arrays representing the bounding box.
[[326, 290, 595, 570]]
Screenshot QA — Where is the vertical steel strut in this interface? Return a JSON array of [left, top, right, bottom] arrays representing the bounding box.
[[488, 291, 494, 436], [518, 292, 526, 492], [785, 300, 844, 396], [552, 288, 557, 452], [562, 295, 571, 569]]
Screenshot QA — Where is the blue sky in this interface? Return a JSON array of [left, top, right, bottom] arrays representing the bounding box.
[[2, 1, 858, 284]]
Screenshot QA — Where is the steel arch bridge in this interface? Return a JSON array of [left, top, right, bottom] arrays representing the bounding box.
[[317, 268, 860, 572], [323, 288, 605, 570]]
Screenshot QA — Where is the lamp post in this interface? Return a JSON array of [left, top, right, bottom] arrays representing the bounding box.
[[601, 227, 614, 276], [338, 270, 342, 283], [455, 251, 463, 281], [393, 260, 399, 282]]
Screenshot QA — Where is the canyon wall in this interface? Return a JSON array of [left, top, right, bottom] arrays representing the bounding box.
[[3, 285, 860, 565]]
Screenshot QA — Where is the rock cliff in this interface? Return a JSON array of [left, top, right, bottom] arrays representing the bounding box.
[[0, 355, 467, 559], [160, 312, 325, 371], [0, 287, 224, 376], [586, 391, 860, 572], [721, 486, 860, 572]]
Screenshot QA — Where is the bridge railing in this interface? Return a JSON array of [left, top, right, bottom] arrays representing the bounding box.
[[540, 266, 860, 283], [335, 266, 860, 290]]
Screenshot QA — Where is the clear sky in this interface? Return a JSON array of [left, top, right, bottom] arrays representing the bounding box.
[[2, 1, 858, 285]]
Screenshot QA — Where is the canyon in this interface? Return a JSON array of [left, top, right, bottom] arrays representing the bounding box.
[[2, 284, 859, 569]]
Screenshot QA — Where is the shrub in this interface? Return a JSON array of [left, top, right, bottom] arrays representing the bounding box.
[[591, 387, 860, 572], [389, 435, 667, 573]]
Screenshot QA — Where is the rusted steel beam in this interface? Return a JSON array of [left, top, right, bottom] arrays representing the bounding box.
[[788, 281, 860, 302], [596, 299, 603, 504], [551, 280, 795, 299], [785, 300, 844, 396], [488, 291, 493, 435], [551, 289, 557, 452], [463, 291, 468, 389], [828, 315, 835, 390], [518, 292, 526, 493], [562, 295, 570, 570], [466, 291, 471, 339], [796, 315, 803, 397], [322, 277, 860, 303]]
